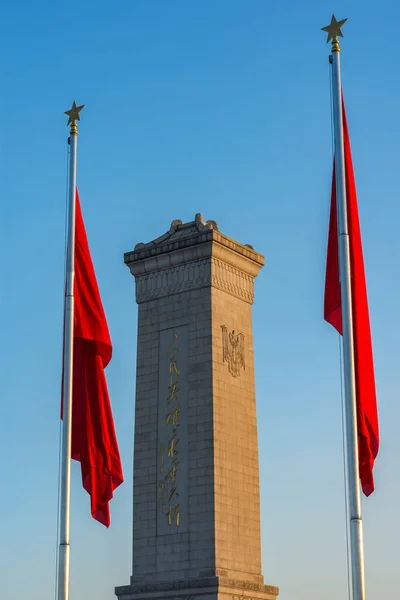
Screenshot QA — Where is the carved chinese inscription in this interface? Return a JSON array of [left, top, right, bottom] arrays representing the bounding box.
[[157, 326, 188, 534], [158, 333, 181, 527], [221, 325, 245, 377]]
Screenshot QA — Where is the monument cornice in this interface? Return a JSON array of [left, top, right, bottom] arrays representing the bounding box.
[[124, 214, 264, 278], [124, 215, 264, 304]]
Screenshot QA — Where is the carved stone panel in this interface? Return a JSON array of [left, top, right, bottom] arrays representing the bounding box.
[[221, 326, 245, 377], [157, 326, 189, 535]]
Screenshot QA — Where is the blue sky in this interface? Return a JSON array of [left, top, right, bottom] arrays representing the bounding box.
[[1, 1, 399, 599]]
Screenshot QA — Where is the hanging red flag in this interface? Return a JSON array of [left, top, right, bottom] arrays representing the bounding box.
[[324, 98, 379, 496], [62, 189, 123, 526]]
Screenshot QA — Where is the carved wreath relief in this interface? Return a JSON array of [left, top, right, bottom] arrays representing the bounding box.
[[221, 325, 245, 377]]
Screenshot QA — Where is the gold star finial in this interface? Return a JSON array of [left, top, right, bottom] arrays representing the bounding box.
[[321, 15, 347, 47], [64, 101, 85, 134]]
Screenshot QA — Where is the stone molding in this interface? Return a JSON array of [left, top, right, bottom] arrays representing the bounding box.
[[211, 258, 254, 304], [134, 213, 219, 255], [115, 575, 279, 599], [125, 215, 264, 283], [134, 257, 256, 304]]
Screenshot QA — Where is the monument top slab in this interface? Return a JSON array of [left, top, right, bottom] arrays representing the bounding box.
[[124, 213, 265, 277]]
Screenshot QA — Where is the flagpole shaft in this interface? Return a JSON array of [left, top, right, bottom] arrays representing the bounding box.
[[58, 126, 78, 600], [331, 49, 366, 600]]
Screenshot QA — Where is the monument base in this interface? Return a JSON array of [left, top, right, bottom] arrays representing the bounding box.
[[115, 576, 279, 600]]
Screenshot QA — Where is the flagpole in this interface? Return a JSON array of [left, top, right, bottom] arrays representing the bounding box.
[[322, 16, 366, 600], [58, 101, 84, 600]]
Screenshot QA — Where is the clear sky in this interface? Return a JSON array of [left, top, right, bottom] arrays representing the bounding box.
[[1, 1, 399, 599]]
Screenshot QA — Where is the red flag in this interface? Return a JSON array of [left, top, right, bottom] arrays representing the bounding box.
[[63, 189, 123, 526], [324, 98, 379, 496]]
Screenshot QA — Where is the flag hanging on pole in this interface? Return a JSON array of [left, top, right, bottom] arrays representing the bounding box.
[[62, 189, 123, 527], [324, 96, 379, 496]]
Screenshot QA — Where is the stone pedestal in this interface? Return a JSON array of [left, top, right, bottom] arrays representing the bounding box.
[[115, 214, 278, 600]]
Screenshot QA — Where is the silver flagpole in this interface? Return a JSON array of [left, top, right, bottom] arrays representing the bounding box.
[[322, 16, 366, 600], [57, 101, 84, 600]]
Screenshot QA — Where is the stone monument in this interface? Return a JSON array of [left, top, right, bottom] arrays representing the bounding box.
[[115, 214, 278, 600]]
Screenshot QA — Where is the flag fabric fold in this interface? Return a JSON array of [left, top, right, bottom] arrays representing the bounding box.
[[324, 98, 379, 496], [63, 189, 123, 527]]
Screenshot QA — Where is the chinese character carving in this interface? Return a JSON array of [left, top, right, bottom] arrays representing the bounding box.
[[166, 404, 180, 426], [167, 430, 179, 457], [167, 458, 179, 485], [167, 504, 180, 527], [169, 356, 180, 378]]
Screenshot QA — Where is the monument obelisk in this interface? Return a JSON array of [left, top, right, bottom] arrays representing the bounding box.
[[115, 214, 278, 600]]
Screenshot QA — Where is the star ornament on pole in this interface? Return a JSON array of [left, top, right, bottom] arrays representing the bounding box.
[[65, 101, 85, 126], [321, 15, 347, 43]]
